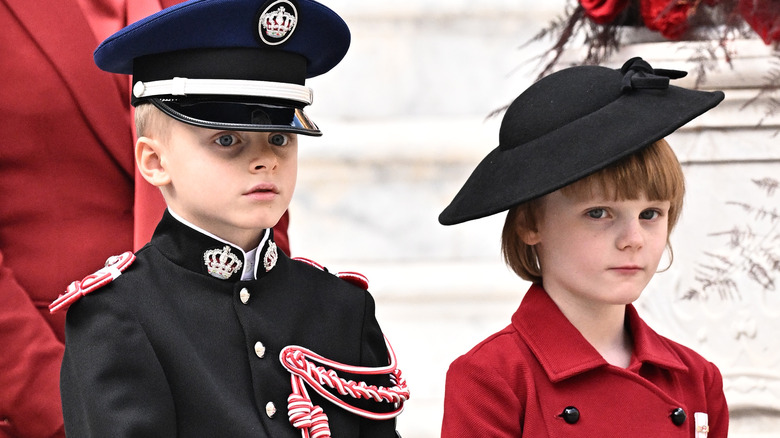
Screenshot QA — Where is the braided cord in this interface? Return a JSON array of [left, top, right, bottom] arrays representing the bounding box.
[[280, 336, 410, 437]]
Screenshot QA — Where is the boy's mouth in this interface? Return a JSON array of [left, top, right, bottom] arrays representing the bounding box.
[[244, 183, 279, 201], [244, 183, 279, 196]]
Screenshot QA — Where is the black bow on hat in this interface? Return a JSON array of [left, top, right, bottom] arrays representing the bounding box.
[[438, 57, 724, 226]]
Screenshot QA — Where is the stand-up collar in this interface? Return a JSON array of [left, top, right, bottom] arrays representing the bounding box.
[[149, 209, 279, 282], [512, 284, 688, 383]]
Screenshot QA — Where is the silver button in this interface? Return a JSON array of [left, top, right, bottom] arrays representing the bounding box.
[[265, 401, 276, 418], [254, 341, 266, 358], [239, 288, 250, 304]]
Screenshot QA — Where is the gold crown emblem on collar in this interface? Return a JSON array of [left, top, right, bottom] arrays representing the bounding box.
[[260, 4, 297, 39], [204, 245, 243, 280]]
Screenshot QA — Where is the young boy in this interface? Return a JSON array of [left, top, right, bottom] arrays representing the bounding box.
[[51, 1, 408, 436], [438, 57, 728, 437]]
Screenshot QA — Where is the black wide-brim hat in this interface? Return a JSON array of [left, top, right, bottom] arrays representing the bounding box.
[[94, 0, 351, 136], [438, 57, 725, 225]]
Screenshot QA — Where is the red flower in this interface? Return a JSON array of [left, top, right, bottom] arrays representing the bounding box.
[[579, 0, 632, 24], [640, 0, 696, 40], [739, 0, 780, 43]]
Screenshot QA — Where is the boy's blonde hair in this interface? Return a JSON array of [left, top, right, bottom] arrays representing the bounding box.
[[134, 103, 170, 139], [501, 138, 685, 284]]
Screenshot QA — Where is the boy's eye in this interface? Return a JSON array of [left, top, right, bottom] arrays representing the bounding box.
[[587, 208, 607, 219], [639, 209, 660, 220], [269, 133, 288, 146], [215, 134, 238, 147]]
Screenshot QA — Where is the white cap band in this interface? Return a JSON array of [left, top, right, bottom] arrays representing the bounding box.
[[132, 77, 313, 105]]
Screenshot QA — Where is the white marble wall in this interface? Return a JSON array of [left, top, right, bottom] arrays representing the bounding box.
[[288, 1, 780, 436]]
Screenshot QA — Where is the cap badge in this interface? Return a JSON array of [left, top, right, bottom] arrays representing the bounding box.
[[258, 0, 298, 46], [263, 241, 278, 272], [204, 245, 243, 280]]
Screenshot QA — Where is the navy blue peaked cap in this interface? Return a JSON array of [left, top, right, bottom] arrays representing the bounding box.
[[93, 0, 351, 135]]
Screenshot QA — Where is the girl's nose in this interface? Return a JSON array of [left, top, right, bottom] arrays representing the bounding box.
[[616, 219, 644, 250]]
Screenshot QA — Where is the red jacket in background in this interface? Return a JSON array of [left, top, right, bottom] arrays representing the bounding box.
[[0, 1, 288, 436]]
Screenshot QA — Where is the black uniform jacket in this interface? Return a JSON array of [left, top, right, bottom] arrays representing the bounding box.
[[61, 211, 398, 437]]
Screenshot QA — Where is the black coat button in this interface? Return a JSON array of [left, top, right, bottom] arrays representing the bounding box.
[[559, 406, 580, 424], [670, 408, 686, 426]]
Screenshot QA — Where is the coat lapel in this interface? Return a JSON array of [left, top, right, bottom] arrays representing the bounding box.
[[2, 0, 133, 176]]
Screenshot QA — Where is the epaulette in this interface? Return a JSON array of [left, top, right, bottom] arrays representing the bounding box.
[[49, 252, 136, 314], [292, 257, 369, 290]]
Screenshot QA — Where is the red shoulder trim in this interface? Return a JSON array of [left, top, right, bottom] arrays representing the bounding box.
[[335, 271, 369, 290], [292, 257, 369, 290], [49, 252, 136, 314]]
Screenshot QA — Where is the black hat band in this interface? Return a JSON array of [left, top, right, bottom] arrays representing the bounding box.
[[131, 48, 310, 107], [133, 48, 307, 84]]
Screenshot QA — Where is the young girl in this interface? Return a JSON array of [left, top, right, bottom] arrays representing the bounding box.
[[438, 57, 728, 437]]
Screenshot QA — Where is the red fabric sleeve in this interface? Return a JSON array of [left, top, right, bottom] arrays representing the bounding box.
[[0, 251, 65, 438], [441, 354, 525, 437], [706, 363, 729, 438]]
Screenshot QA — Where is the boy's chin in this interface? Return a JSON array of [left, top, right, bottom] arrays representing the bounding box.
[[260, 212, 288, 230]]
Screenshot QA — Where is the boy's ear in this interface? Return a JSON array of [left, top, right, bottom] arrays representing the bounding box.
[[135, 136, 171, 187]]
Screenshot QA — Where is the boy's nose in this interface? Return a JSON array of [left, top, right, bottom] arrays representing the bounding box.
[[251, 144, 277, 171]]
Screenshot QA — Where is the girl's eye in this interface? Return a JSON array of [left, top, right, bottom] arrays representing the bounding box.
[[269, 133, 288, 146], [587, 208, 607, 219], [640, 209, 660, 220], [215, 134, 238, 147]]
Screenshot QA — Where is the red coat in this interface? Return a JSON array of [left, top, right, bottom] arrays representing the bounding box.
[[0, 1, 288, 436], [441, 284, 728, 437]]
